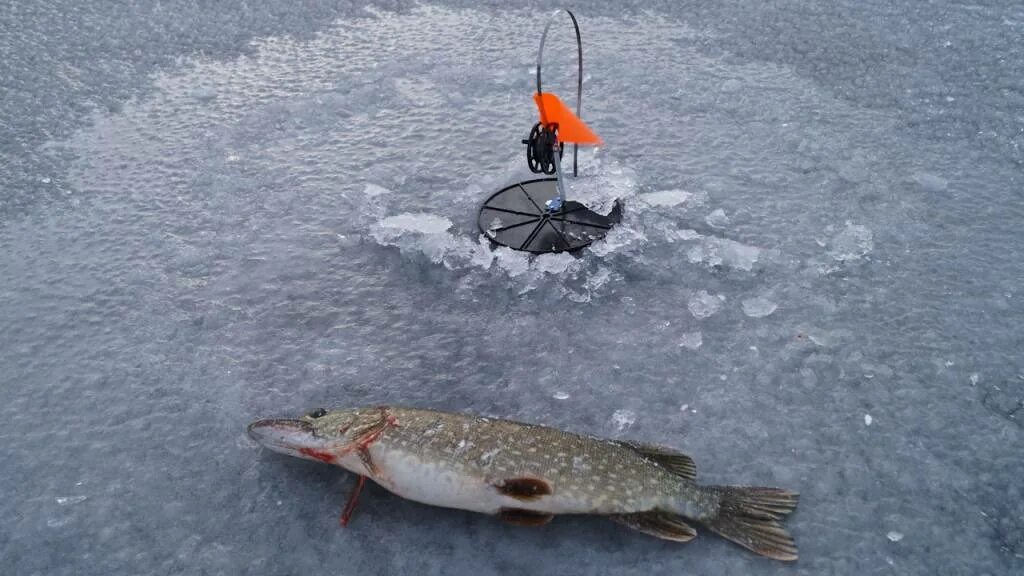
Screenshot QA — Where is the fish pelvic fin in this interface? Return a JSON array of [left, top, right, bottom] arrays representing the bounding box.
[[700, 486, 799, 561], [498, 508, 554, 526], [608, 510, 696, 542]]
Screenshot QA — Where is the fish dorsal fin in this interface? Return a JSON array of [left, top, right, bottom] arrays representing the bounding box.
[[609, 510, 697, 542], [617, 441, 697, 480]]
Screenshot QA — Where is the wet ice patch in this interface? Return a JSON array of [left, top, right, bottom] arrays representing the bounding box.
[[377, 213, 452, 234], [584, 266, 613, 291], [828, 222, 874, 262], [564, 266, 618, 303], [611, 409, 637, 432], [492, 246, 529, 277], [686, 234, 761, 271], [688, 290, 725, 319], [564, 154, 638, 216], [639, 189, 701, 208], [371, 220, 495, 271], [670, 228, 703, 242], [363, 183, 391, 197], [534, 252, 578, 275], [587, 223, 647, 257], [742, 296, 778, 318], [679, 331, 703, 350], [912, 172, 948, 193], [705, 208, 730, 229], [838, 155, 872, 183]]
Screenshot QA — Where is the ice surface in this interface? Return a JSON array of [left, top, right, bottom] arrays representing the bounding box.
[[688, 290, 725, 319], [564, 153, 639, 216], [376, 213, 453, 234], [705, 208, 730, 229], [363, 183, 392, 198], [639, 189, 697, 207], [611, 409, 637, 432], [3, 1, 1024, 575], [912, 172, 949, 194], [679, 332, 703, 350], [742, 296, 778, 318], [827, 222, 875, 262], [685, 234, 762, 271]]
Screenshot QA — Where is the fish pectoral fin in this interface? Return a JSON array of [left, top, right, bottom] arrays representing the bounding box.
[[356, 446, 379, 476], [498, 508, 554, 526], [615, 440, 697, 481], [493, 477, 553, 501], [609, 510, 697, 542], [339, 475, 367, 527]]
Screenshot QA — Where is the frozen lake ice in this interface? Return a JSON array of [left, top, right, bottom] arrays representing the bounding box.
[[2, 1, 1023, 574]]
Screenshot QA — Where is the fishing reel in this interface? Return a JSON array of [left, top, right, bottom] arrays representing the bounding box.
[[523, 122, 564, 175]]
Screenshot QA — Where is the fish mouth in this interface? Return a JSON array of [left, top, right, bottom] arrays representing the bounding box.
[[248, 418, 321, 457]]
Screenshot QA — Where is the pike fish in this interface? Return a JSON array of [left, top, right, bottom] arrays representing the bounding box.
[[248, 406, 799, 561]]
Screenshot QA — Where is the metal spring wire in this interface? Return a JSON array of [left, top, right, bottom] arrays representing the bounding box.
[[535, 8, 583, 177]]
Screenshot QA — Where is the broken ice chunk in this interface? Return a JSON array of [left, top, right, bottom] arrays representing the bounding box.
[[828, 222, 874, 262], [611, 409, 637, 432], [705, 208, 730, 229], [640, 189, 694, 207], [688, 290, 725, 319], [377, 213, 452, 234], [364, 183, 392, 197], [742, 296, 778, 318], [679, 332, 703, 350]]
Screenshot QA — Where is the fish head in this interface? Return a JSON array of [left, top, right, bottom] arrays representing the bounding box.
[[247, 407, 387, 464]]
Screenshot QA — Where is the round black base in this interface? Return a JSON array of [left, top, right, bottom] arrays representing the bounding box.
[[477, 178, 621, 254]]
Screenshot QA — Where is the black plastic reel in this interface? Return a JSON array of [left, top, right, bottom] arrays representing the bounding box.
[[477, 178, 621, 254], [522, 123, 564, 175]]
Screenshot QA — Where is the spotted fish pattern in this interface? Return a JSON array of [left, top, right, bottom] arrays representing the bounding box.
[[248, 406, 799, 561]]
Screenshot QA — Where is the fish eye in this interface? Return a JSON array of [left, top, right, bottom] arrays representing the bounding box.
[[307, 408, 328, 419]]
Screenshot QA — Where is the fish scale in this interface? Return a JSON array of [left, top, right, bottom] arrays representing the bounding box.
[[379, 409, 701, 513]]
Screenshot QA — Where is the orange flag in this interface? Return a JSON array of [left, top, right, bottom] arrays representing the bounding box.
[[533, 92, 603, 146]]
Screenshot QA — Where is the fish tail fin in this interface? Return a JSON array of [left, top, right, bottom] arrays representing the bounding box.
[[700, 486, 799, 561]]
